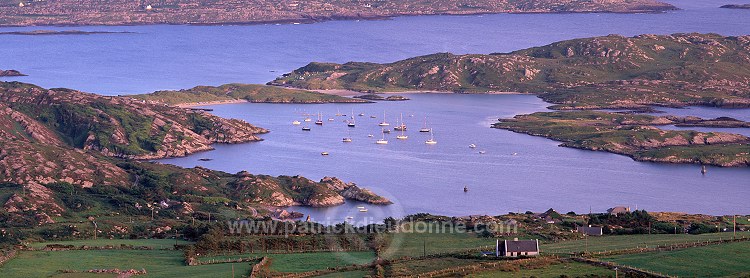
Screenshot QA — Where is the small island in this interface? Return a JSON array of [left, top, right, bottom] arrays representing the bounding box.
[[0, 69, 25, 77], [720, 4, 750, 9]]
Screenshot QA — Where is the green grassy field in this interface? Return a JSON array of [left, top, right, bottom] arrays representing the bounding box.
[[200, 251, 376, 273], [603, 241, 750, 277], [0, 249, 253, 278], [543, 232, 750, 254], [469, 261, 613, 278], [385, 257, 483, 276], [26, 239, 192, 249], [381, 226, 494, 259]]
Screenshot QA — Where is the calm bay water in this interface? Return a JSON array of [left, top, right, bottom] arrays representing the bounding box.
[[161, 94, 750, 222], [1, 0, 749, 221]]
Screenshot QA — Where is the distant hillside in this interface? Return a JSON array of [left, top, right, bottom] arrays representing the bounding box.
[[133, 83, 368, 105], [0, 0, 676, 26], [272, 33, 750, 110]]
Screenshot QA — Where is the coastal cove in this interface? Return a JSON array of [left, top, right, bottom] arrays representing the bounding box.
[[159, 93, 750, 222]]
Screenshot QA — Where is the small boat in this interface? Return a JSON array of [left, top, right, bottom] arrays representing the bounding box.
[[370, 115, 377, 119], [425, 130, 437, 145], [198, 158, 213, 161], [376, 130, 388, 144], [359, 208, 368, 212], [335, 109, 343, 117], [359, 113, 365, 116], [315, 113, 324, 125], [368, 134, 374, 137], [357, 206, 365, 209], [346, 216, 354, 220], [321, 152, 329, 156], [701, 165, 707, 175], [382, 129, 391, 134], [378, 111, 390, 126], [302, 126, 311, 131], [464, 186, 468, 192], [478, 151, 486, 154], [512, 152, 518, 156], [342, 137, 352, 142], [419, 116, 431, 132], [469, 144, 477, 149], [304, 118, 312, 122], [328, 118, 335, 121], [292, 120, 301, 125]]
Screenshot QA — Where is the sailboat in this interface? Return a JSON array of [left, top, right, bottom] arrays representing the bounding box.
[[348, 109, 356, 127], [394, 113, 407, 131], [419, 116, 431, 132], [701, 165, 707, 175], [335, 108, 343, 117], [302, 126, 311, 131], [469, 144, 476, 148], [376, 129, 388, 144], [304, 118, 312, 122], [292, 120, 301, 125], [425, 130, 437, 145], [342, 137, 352, 142], [378, 111, 389, 126], [315, 113, 324, 125]]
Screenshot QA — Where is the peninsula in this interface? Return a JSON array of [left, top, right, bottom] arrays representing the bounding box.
[[133, 83, 369, 106], [494, 111, 750, 167], [0, 30, 134, 35], [272, 33, 750, 110], [1, 0, 676, 27]]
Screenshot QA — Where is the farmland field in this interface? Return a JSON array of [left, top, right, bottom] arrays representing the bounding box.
[[602, 241, 750, 277]]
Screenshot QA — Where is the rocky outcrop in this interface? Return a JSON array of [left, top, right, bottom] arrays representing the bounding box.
[[231, 174, 390, 208], [320, 177, 392, 205]]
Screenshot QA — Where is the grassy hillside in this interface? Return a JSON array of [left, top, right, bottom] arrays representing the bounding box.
[[133, 83, 368, 105], [272, 33, 750, 109]]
